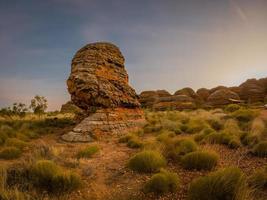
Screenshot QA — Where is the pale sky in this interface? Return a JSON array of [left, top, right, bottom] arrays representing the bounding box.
[[0, 0, 267, 110]]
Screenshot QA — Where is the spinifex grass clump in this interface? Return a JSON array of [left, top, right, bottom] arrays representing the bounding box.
[[0, 147, 22, 159], [164, 138, 198, 161], [249, 165, 267, 189], [76, 145, 99, 159], [252, 141, 267, 157], [225, 104, 241, 113], [119, 133, 143, 149], [188, 167, 247, 200], [128, 150, 166, 173], [4, 138, 28, 149], [144, 169, 180, 194], [181, 151, 218, 170], [232, 109, 257, 123], [31, 160, 81, 192]]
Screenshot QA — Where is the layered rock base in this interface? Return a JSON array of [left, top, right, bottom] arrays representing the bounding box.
[[62, 108, 146, 142]]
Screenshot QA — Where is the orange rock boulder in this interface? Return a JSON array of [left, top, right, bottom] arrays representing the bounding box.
[[62, 42, 145, 142]]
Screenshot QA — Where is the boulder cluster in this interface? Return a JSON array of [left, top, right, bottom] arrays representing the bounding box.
[[140, 78, 267, 110], [62, 42, 145, 142]]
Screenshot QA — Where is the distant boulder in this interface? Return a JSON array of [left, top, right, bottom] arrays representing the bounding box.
[[196, 88, 210, 101], [153, 95, 196, 111], [139, 90, 171, 108], [207, 89, 240, 106], [60, 101, 83, 113], [239, 79, 265, 103], [209, 86, 228, 94], [156, 90, 171, 97], [139, 91, 159, 108], [174, 87, 198, 99]]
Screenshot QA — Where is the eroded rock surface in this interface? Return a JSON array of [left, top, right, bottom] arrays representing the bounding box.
[[207, 89, 240, 106], [67, 42, 140, 111], [62, 42, 145, 142]]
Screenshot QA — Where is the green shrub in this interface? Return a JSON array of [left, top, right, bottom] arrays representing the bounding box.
[[194, 128, 215, 143], [127, 137, 143, 149], [156, 131, 175, 142], [175, 139, 198, 156], [128, 150, 166, 173], [0, 147, 22, 159], [232, 109, 257, 123], [0, 125, 16, 137], [188, 167, 247, 200], [252, 141, 267, 157], [31, 160, 81, 192], [144, 169, 180, 194], [185, 119, 208, 134], [118, 134, 134, 143], [0, 188, 30, 200], [208, 119, 223, 131], [76, 145, 99, 159], [181, 151, 218, 170], [5, 138, 28, 149], [225, 104, 241, 113], [52, 171, 81, 192], [205, 132, 231, 144], [31, 160, 60, 189], [164, 138, 198, 161], [0, 133, 8, 145], [249, 166, 267, 189], [143, 124, 162, 133], [205, 131, 241, 149], [241, 133, 259, 147]]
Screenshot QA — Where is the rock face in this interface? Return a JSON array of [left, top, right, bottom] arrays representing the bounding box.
[[153, 95, 196, 111], [62, 42, 145, 142], [239, 79, 265, 103], [196, 88, 210, 101], [207, 89, 240, 106], [139, 90, 171, 108], [67, 42, 140, 111]]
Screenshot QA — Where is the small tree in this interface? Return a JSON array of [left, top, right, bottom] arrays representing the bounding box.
[[30, 95, 48, 117], [0, 103, 28, 119], [0, 107, 13, 119]]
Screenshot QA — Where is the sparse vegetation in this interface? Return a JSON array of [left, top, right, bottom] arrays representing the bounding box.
[[0, 108, 266, 199], [181, 151, 219, 170], [128, 150, 166, 173], [31, 160, 81, 192], [76, 145, 99, 159], [0, 147, 22, 159]]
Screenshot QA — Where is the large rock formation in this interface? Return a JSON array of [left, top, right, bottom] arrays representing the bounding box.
[[62, 42, 145, 142], [207, 89, 240, 106], [139, 77, 267, 110], [239, 79, 265, 103], [67, 42, 140, 111]]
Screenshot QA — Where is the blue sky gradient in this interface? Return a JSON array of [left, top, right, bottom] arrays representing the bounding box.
[[0, 0, 267, 110]]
